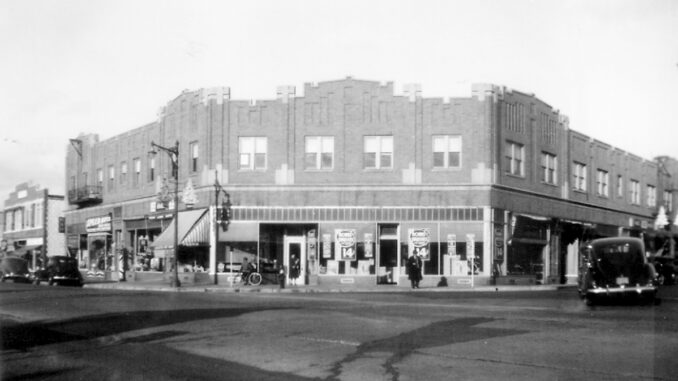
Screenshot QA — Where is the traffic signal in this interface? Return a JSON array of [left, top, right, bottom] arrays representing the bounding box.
[[58, 217, 65, 233]]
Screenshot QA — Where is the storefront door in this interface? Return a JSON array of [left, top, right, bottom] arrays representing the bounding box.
[[284, 236, 306, 286], [377, 224, 399, 285]]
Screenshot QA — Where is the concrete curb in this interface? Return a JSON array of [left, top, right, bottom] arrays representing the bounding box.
[[84, 282, 574, 294]]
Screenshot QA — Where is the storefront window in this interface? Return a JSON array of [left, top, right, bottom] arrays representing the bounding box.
[[319, 223, 376, 276]]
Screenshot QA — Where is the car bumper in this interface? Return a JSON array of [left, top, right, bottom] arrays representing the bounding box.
[[586, 285, 657, 296]]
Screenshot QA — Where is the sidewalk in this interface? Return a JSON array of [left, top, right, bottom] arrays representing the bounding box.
[[84, 279, 575, 294]]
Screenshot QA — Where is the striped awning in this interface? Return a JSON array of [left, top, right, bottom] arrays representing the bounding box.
[[150, 209, 209, 250]]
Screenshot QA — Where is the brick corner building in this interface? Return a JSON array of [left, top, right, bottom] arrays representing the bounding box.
[[64, 77, 677, 287]]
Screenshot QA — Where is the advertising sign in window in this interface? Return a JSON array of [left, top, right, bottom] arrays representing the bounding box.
[[335, 229, 357, 260], [409, 228, 431, 260]]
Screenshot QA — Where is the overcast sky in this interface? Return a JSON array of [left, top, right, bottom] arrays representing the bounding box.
[[1, 0, 676, 199]]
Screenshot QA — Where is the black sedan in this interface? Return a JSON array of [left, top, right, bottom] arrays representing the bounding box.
[[0, 256, 32, 283], [578, 237, 658, 305], [34, 256, 84, 287]]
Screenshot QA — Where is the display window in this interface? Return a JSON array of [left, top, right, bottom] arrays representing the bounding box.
[[318, 223, 376, 276]]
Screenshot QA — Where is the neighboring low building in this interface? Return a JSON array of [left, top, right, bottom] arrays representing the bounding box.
[[2, 182, 66, 268], [63, 77, 675, 286]]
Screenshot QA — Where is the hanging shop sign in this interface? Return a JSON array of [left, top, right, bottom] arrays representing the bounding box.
[[335, 229, 357, 260], [409, 228, 431, 260], [86, 214, 112, 234]]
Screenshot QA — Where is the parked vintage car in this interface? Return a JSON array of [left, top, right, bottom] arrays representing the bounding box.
[[34, 256, 84, 287], [0, 256, 32, 283], [578, 237, 658, 305]]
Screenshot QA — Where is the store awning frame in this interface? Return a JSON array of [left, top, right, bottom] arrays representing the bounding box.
[[150, 208, 209, 250]]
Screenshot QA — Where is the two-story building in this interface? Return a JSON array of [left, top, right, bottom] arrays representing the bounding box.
[[2, 182, 65, 268], [63, 77, 674, 287]]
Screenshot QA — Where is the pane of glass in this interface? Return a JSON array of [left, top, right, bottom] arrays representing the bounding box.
[[364, 153, 376, 168], [321, 153, 333, 169], [239, 137, 253, 152], [380, 136, 393, 152], [381, 153, 392, 168], [321, 137, 334, 153], [364, 136, 378, 152], [254, 137, 267, 153], [240, 153, 250, 169], [433, 152, 445, 167], [305, 136, 319, 152], [254, 153, 266, 169], [433, 136, 446, 152], [305, 153, 317, 169], [449, 152, 460, 167], [447, 136, 461, 151]]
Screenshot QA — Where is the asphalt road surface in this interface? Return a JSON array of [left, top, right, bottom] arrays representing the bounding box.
[[1, 283, 677, 380]]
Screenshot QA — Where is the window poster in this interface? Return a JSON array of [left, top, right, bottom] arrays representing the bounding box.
[[322, 233, 332, 259], [364, 233, 374, 258], [335, 229, 357, 260], [409, 228, 431, 260], [447, 233, 457, 256]]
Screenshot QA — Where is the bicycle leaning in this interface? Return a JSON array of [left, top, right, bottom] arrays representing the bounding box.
[[231, 270, 262, 286]]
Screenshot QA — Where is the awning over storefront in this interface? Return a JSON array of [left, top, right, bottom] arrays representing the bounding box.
[[151, 209, 209, 250]]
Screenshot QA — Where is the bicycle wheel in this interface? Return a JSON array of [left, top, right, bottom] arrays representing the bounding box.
[[248, 272, 262, 286]]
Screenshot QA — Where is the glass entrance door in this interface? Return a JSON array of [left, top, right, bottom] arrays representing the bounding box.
[[377, 224, 399, 285], [284, 236, 306, 286]]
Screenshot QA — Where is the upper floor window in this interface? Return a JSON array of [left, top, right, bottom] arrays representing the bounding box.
[[305, 136, 334, 170], [120, 162, 128, 184], [541, 152, 557, 185], [108, 165, 115, 190], [133, 158, 141, 186], [189, 142, 199, 172], [433, 135, 462, 169], [505, 141, 524, 176], [148, 157, 155, 182], [573, 162, 587, 192], [364, 136, 393, 169], [239, 137, 267, 170], [647, 185, 657, 207], [616, 175, 623, 198], [664, 190, 673, 212], [97, 168, 103, 187], [596, 169, 609, 197], [630, 179, 640, 205]]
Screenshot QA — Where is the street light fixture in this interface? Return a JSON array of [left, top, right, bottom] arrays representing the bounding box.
[[149, 140, 181, 288]]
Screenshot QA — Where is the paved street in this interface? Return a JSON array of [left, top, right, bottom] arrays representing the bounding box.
[[1, 282, 677, 380]]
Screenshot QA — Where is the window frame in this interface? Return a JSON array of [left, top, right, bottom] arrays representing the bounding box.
[[596, 169, 609, 197], [432, 135, 462, 169], [363, 135, 393, 170], [304, 136, 334, 171], [505, 141, 525, 177], [189, 141, 199, 173], [540, 152, 557, 185], [573, 162, 587, 192], [238, 137, 268, 171]]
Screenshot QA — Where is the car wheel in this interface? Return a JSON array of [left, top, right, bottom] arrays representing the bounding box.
[[585, 295, 596, 306], [34, 278, 40, 285], [48, 277, 55, 286]]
